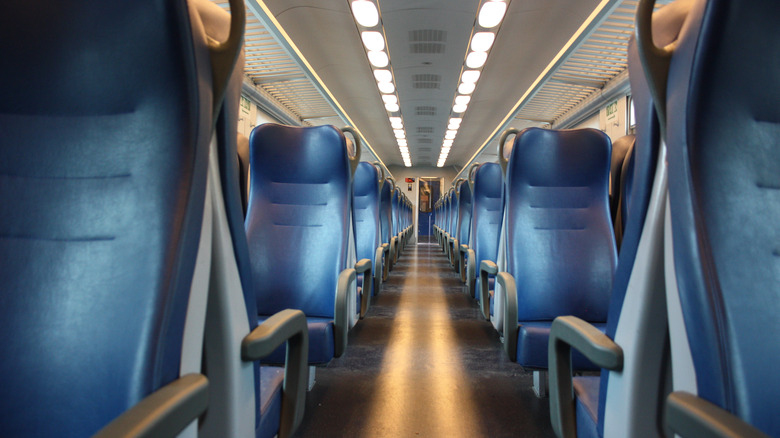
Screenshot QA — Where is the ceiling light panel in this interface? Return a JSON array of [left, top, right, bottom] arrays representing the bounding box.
[[361, 31, 385, 51], [350, 0, 411, 166], [438, 0, 510, 167], [478, 1, 507, 29], [470, 32, 495, 52], [351, 1, 379, 27]]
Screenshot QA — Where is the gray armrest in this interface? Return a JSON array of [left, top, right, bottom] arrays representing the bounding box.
[[241, 309, 309, 438], [381, 243, 390, 281], [548, 316, 623, 438], [458, 244, 468, 282], [334, 268, 356, 357], [496, 271, 518, 361], [479, 260, 498, 320], [93, 374, 208, 438], [451, 238, 459, 268], [355, 258, 372, 318], [665, 391, 769, 438], [466, 248, 476, 299], [390, 236, 398, 267], [374, 246, 384, 295]]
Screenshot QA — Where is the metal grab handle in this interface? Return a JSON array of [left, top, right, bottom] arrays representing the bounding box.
[[454, 178, 466, 199], [498, 128, 520, 174], [467, 162, 480, 190], [341, 126, 362, 175], [636, 0, 675, 131], [372, 161, 385, 181], [207, 0, 245, 121]]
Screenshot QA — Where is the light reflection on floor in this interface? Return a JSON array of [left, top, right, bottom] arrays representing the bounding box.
[[363, 243, 481, 436]]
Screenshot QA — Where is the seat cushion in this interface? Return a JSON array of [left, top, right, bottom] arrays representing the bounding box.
[[257, 316, 334, 364], [257, 366, 284, 438], [516, 322, 606, 370], [573, 375, 600, 438]]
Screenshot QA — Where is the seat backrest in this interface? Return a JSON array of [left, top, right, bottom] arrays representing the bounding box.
[[665, 0, 780, 434], [450, 187, 461, 238], [246, 124, 352, 319], [0, 1, 223, 434], [391, 187, 400, 236], [353, 162, 381, 264], [470, 162, 504, 269], [379, 178, 394, 245], [505, 128, 616, 321], [456, 179, 472, 245], [595, 8, 684, 430]]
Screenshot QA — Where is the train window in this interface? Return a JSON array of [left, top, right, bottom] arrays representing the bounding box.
[[628, 95, 636, 134]]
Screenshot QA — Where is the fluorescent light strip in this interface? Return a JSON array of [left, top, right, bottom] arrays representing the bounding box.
[[438, 0, 510, 167], [351, 0, 411, 167]]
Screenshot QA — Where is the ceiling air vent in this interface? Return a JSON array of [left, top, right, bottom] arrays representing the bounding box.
[[415, 105, 436, 116], [416, 126, 434, 134], [412, 74, 441, 89], [409, 29, 446, 54], [417, 138, 433, 144]]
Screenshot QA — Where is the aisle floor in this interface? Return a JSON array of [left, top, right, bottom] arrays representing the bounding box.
[[293, 240, 555, 437]]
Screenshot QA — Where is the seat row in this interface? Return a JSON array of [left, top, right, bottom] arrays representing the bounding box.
[[439, 0, 780, 436], [549, 0, 780, 436], [0, 1, 411, 437]]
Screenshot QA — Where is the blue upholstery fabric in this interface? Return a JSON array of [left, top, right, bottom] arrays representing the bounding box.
[[574, 376, 600, 438], [257, 367, 284, 438], [353, 162, 381, 294], [391, 188, 400, 236], [591, 19, 676, 437], [449, 188, 459, 238], [0, 2, 213, 435], [503, 128, 615, 368], [258, 316, 335, 365], [516, 322, 606, 370], [470, 163, 504, 302], [379, 179, 393, 246], [210, 18, 267, 428], [455, 179, 472, 246], [505, 128, 616, 322], [665, 0, 780, 434], [246, 124, 351, 320], [445, 190, 453, 235]]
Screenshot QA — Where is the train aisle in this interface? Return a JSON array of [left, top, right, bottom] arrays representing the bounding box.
[[293, 240, 555, 437]]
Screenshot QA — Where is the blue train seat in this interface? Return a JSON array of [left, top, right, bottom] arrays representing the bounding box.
[[200, 3, 309, 437], [379, 178, 394, 281], [467, 163, 504, 307], [0, 0, 244, 435], [655, 0, 780, 435], [245, 124, 360, 365], [488, 128, 616, 371], [454, 177, 473, 277], [390, 186, 401, 267], [446, 185, 461, 265], [353, 161, 383, 304], [546, 0, 693, 433]]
